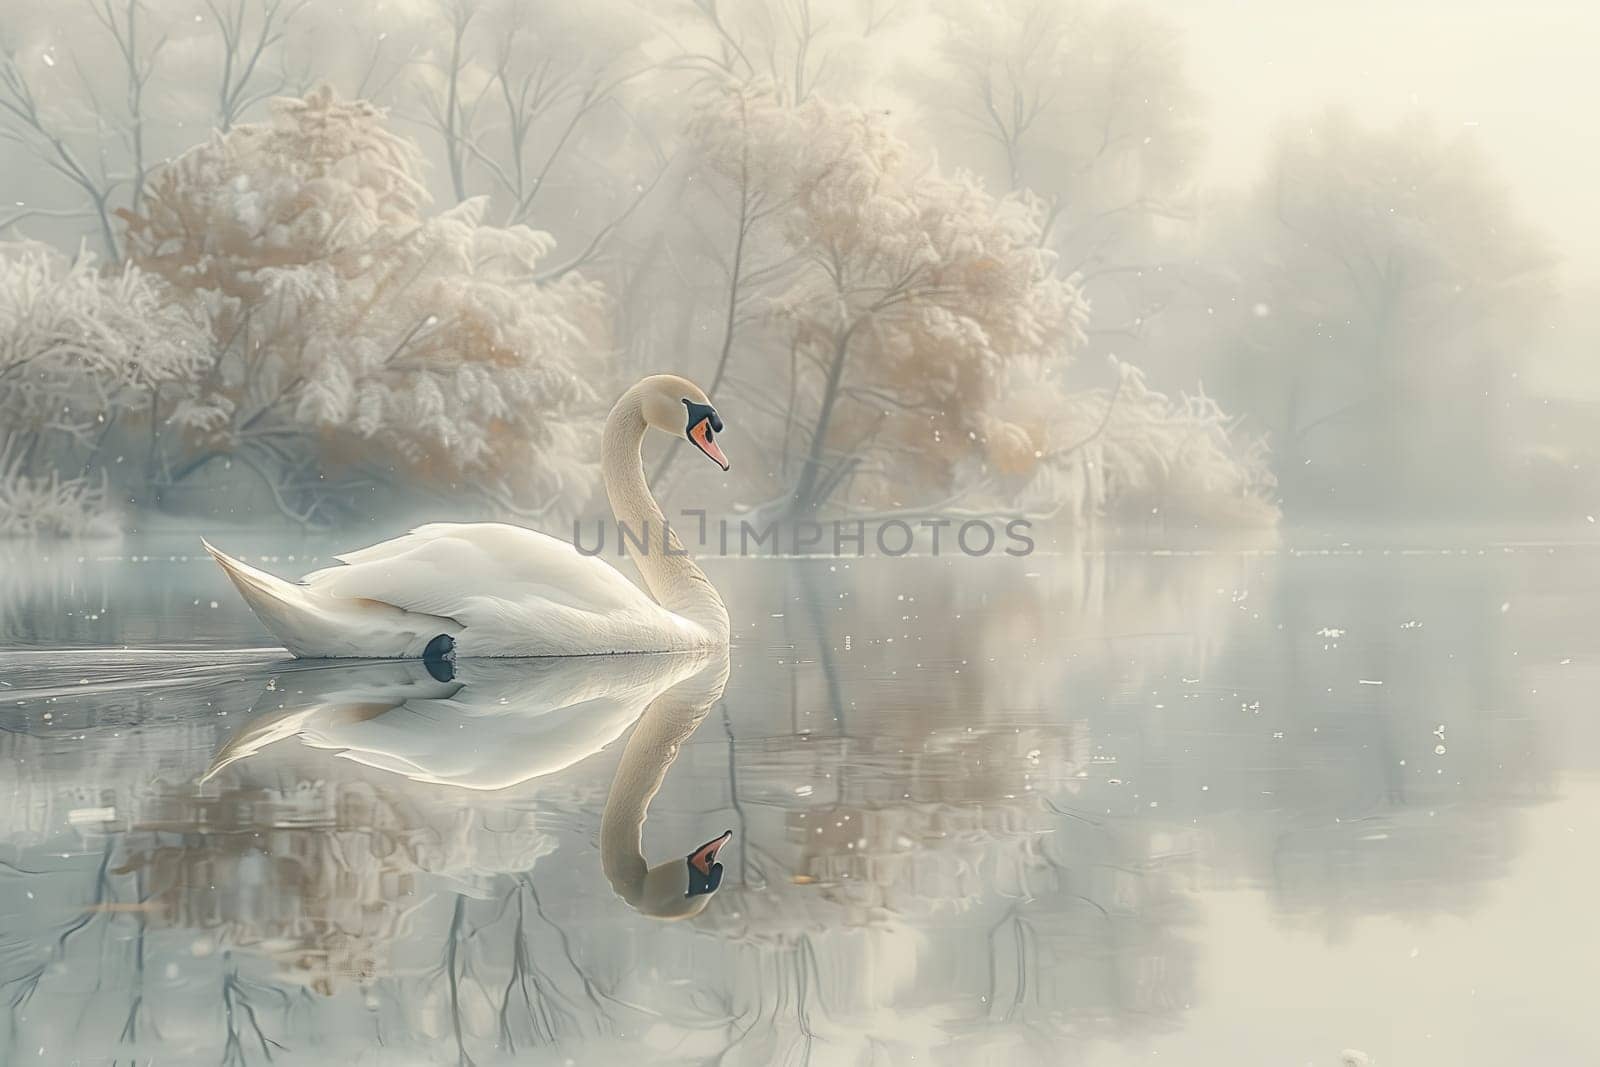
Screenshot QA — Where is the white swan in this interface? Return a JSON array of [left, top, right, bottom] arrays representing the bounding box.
[[202, 374, 731, 658]]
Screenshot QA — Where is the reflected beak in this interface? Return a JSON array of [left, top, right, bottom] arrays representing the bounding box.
[[690, 419, 729, 471], [689, 829, 733, 875], [686, 829, 732, 897]]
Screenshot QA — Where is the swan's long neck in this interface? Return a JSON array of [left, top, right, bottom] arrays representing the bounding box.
[[602, 387, 729, 642]]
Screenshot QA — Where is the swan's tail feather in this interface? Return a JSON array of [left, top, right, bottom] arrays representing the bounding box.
[[202, 704, 321, 782], [202, 538, 457, 658], [202, 538, 320, 654], [203, 539, 296, 609]]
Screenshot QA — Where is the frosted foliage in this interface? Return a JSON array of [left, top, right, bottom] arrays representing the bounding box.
[[123, 89, 608, 522], [0, 242, 211, 420], [0, 241, 209, 535], [0, 449, 118, 538], [692, 85, 1090, 509], [697, 86, 1086, 361], [126, 88, 428, 279]]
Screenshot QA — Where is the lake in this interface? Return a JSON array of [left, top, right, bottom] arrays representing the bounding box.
[[2, 530, 1597, 1065]]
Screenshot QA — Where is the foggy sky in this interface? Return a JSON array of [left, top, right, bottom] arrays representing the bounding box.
[[1174, 0, 1600, 286]]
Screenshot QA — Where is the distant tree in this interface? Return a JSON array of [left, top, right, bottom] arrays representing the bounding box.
[[121, 87, 610, 524], [691, 84, 1088, 516], [1195, 114, 1552, 513]]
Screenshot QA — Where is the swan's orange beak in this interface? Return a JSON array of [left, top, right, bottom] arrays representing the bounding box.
[[690, 418, 729, 471]]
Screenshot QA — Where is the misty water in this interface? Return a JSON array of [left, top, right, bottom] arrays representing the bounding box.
[[2, 531, 1598, 1066]]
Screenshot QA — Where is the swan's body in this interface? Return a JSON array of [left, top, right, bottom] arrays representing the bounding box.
[[204, 375, 730, 658], [203, 522, 713, 658]]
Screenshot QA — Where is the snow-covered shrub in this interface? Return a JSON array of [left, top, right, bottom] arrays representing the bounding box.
[[976, 357, 1278, 526], [0, 448, 118, 538], [121, 87, 610, 523], [0, 240, 208, 536]]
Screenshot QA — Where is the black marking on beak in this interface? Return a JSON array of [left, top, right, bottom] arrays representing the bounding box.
[[686, 829, 732, 897], [683, 399, 729, 471]]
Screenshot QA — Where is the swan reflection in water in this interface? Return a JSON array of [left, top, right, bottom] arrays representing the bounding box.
[[204, 649, 733, 918]]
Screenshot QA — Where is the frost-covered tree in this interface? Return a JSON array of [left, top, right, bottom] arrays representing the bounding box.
[[673, 67, 1271, 528], [0, 240, 208, 535], [691, 84, 1088, 516], [914, 4, 1284, 527], [121, 87, 610, 523]]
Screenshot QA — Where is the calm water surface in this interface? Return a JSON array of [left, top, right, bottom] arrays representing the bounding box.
[[2, 532, 1598, 1066]]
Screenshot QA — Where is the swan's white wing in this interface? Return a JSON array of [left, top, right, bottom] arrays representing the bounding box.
[[311, 522, 649, 614], [299, 523, 699, 656]]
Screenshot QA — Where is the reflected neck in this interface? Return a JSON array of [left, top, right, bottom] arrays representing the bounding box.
[[600, 654, 730, 905], [601, 385, 729, 642]]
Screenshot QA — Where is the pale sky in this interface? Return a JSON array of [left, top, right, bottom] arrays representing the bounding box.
[[1169, 0, 1600, 287]]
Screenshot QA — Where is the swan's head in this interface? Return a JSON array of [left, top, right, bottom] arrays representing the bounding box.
[[639, 375, 728, 472], [631, 829, 733, 920]]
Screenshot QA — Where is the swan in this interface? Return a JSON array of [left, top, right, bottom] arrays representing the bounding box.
[[202, 374, 731, 658], [205, 651, 735, 917]]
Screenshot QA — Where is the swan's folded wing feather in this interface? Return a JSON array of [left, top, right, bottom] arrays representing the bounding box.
[[329, 522, 459, 567], [305, 522, 656, 618]]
